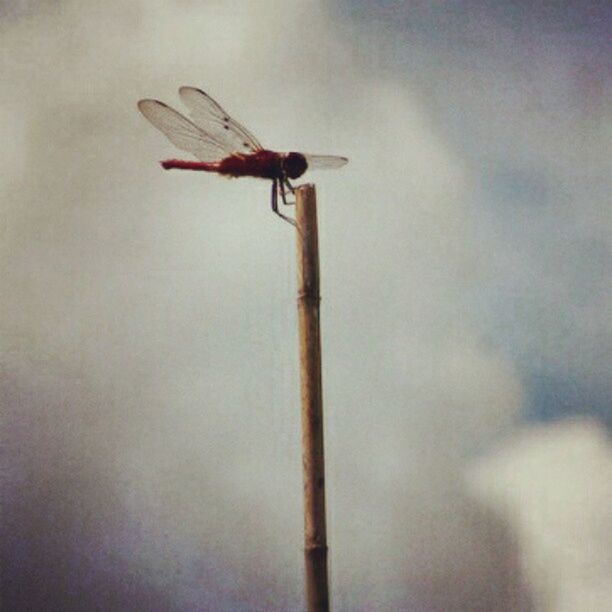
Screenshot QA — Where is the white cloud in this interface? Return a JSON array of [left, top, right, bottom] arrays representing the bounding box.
[[470, 420, 612, 611], [5, 1, 608, 610]]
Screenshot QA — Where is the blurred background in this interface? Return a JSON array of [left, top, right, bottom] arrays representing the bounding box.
[[1, 1, 610, 610]]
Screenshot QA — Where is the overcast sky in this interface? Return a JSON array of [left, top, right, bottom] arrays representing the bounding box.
[[1, 1, 610, 610]]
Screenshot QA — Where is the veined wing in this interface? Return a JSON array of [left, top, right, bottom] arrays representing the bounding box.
[[137, 99, 229, 162], [179, 86, 264, 154], [304, 154, 349, 169]]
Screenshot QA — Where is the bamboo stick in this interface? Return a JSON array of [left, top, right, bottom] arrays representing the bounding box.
[[296, 184, 329, 612]]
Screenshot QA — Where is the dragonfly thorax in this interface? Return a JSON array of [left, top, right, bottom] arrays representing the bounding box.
[[282, 152, 308, 179]]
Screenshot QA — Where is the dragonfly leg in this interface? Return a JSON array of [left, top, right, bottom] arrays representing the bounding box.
[[284, 177, 295, 194], [281, 175, 296, 205], [279, 177, 296, 207], [271, 179, 296, 226]]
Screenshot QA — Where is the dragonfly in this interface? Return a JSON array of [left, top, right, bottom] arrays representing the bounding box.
[[137, 87, 348, 225]]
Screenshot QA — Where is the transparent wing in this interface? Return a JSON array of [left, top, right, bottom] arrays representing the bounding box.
[[137, 99, 229, 162], [304, 154, 349, 169], [179, 86, 264, 154]]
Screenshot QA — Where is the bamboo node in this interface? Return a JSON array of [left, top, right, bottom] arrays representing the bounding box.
[[297, 291, 321, 303], [304, 544, 328, 552]]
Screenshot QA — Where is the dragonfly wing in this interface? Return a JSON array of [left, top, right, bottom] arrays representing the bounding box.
[[179, 86, 264, 154], [304, 154, 349, 169], [138, 99, 228, 162]]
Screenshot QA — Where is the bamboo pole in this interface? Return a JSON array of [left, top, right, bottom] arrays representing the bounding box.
[[295, 184, 329, 612]]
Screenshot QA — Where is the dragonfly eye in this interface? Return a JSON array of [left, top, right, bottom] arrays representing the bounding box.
[[283, 152, 308, 179]]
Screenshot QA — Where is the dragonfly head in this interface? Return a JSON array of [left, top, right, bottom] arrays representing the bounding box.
[[282, 152, 308, 179]]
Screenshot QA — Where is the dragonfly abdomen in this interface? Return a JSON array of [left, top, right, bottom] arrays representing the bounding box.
[[161, 159, 219, 171]]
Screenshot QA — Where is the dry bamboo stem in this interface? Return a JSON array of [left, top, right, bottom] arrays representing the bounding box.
[[295, 184, 329, 612]]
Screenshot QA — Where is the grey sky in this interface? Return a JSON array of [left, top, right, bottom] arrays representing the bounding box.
[[1, 1, 610, 610]]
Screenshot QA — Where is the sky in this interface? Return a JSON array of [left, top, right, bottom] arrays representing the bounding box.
[[1, 1, 610, 610]]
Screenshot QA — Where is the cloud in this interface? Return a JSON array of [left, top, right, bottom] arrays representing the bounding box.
[[470, 419, 612, 611], [3, 1, 608, 610], [342, 2, 612, 408]]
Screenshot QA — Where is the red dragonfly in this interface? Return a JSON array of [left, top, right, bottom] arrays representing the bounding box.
[[137, 87, 348, 225]]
